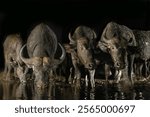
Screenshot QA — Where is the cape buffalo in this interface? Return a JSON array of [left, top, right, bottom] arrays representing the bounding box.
[[133, 30, 150, 79], [3, 34, 26, 82], [64, 25, 97, 89], [20, 23, 66, 90], [97, 22, 137, 84]]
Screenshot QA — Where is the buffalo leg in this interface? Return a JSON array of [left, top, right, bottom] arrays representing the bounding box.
[[139, 63, 143, 79], [144, 60, 148, 78], [6, 63, 12, 81], [73, 65, 81, 88], [89, 69, 95, 89], [72, 60, 81, 87], [104, 64, 111, 82], [85, 75, 88, 87], [128, 55, 134, 85], [68, 67, 73, 84], [71, 53, 81, 88]]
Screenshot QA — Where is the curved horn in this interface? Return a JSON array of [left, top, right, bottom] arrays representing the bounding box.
[[93, 31, 97, 39], [58, 43, 66, 64], [101, 26, 109, 40], [20, 44, 33, 67], [68, 32, 76, 44], [104, 28, 108, 40]]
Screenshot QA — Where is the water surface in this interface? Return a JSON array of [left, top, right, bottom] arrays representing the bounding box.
[[0, 75, 149, 100]]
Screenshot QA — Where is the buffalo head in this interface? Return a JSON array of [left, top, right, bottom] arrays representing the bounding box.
[[20, 23, 66, 90], [67, 25, 97, 70], [98, 22, 136, 70]]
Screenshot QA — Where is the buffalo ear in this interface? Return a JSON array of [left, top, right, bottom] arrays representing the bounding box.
[[63, 44, 76, 53]]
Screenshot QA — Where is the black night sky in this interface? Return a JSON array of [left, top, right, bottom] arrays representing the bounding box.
[[0, 0, 150, 69]]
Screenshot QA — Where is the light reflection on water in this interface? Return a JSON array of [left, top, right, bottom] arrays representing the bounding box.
[[0, 76, 150, 100]]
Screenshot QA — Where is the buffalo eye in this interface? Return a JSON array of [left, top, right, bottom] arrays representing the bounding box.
[[111, 46, 115, 50]]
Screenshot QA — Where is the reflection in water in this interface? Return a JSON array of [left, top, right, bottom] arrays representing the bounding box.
[[15, 83, 27, 99], [2, 80, 19, 100], [0, 76, 150, 100]]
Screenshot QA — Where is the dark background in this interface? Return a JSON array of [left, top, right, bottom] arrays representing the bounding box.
[[0, 0, 150, 70]]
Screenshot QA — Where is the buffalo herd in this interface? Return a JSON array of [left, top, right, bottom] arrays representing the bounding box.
[[2, 21, 150, 91]]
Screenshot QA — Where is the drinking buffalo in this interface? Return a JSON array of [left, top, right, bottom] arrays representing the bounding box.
[[97, 22, 136, 84], [3, 34, 25, 81], [20, 23, 66, 89], [64, 25, 97, 88], [133, 30, 150, 79]]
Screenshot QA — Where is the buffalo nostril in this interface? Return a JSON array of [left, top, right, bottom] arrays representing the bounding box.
[[89, 64, 94, 69], [116, 62, 120, 67], [115, 62, 126, 69]]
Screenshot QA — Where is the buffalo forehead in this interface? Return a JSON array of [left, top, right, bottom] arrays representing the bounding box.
[[77, 37, 89, 44], [105, 22, 133, 41], [27, 23, 58, 58], [73, 26, 95, 40]]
